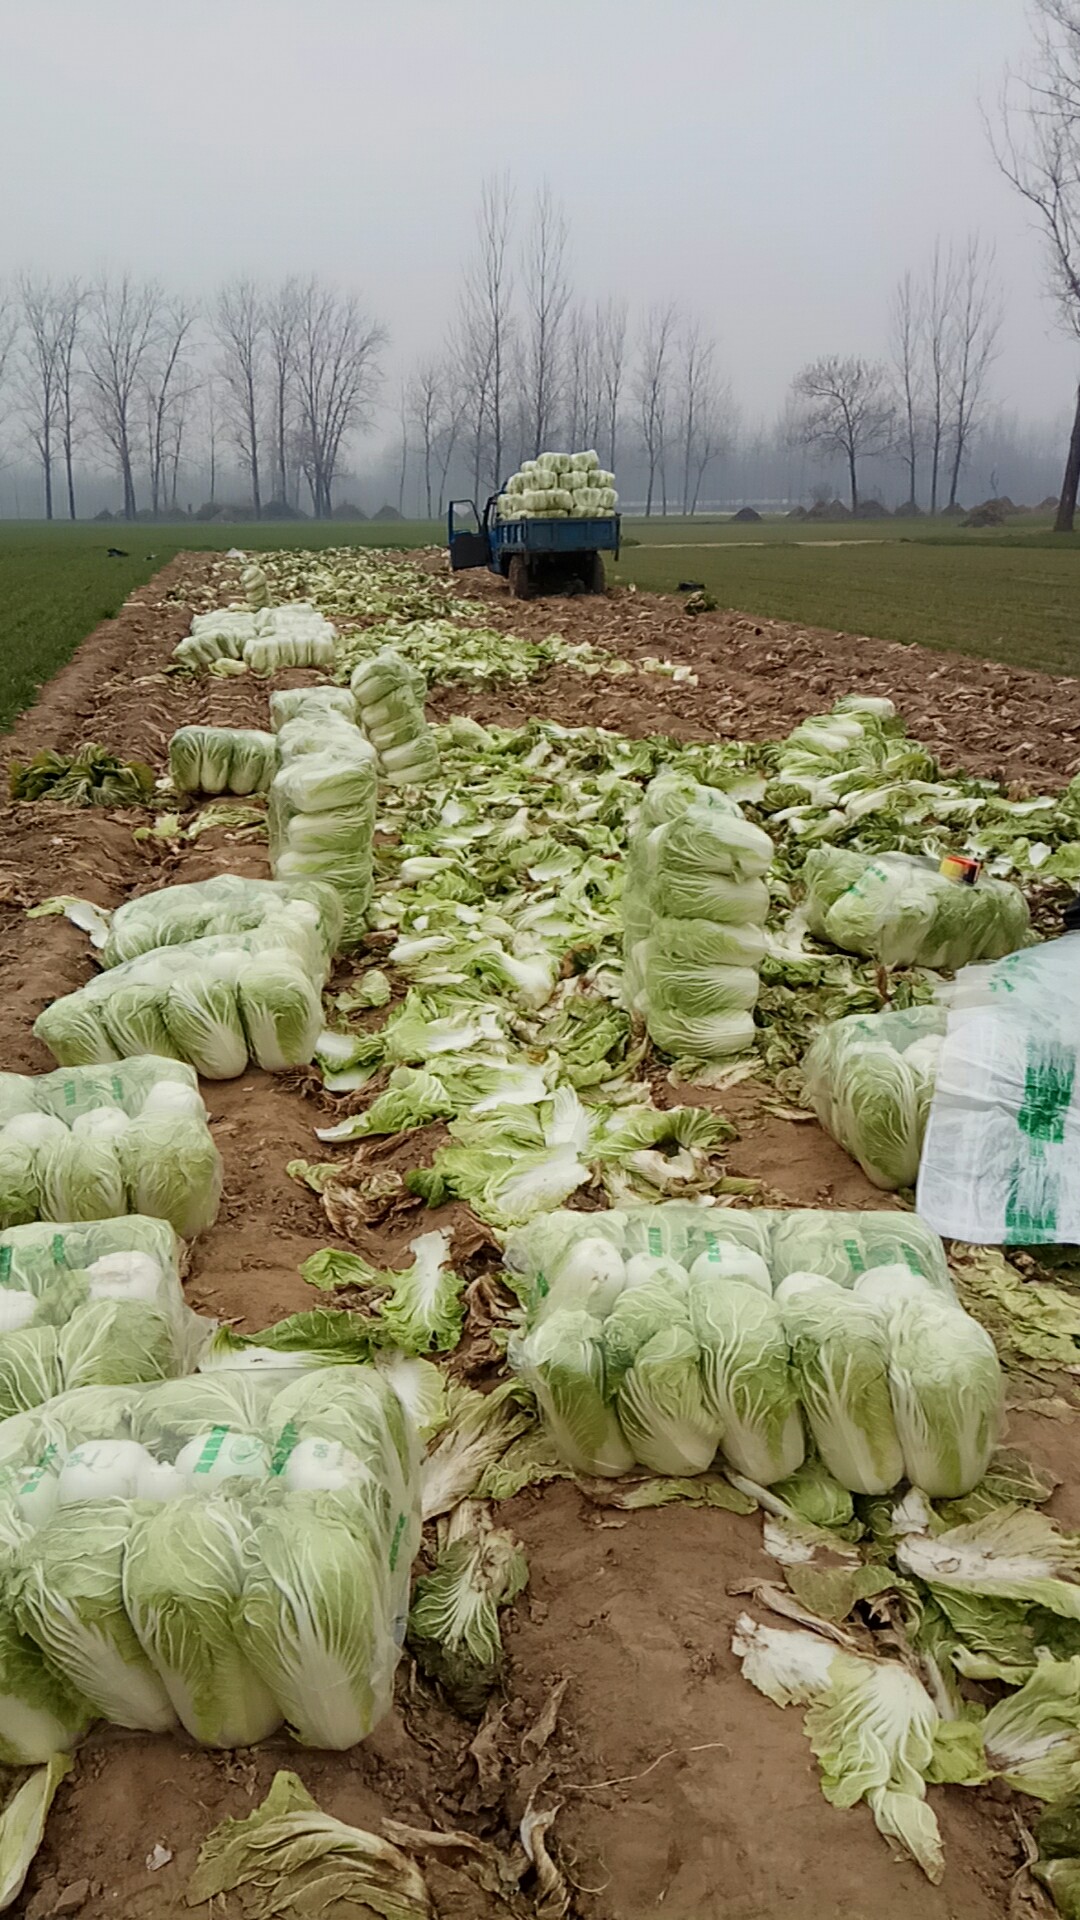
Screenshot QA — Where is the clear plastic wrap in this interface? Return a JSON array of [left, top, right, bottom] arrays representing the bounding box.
[[504, 1204, 985, 1495]]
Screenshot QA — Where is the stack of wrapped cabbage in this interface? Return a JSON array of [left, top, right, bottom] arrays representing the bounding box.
[[0, 1059, 221, 1237], [0, 1216, 207, 1423], [172, 610, 259, 671], [269, 714, 378, 943], [802, 847, 1031, 971], [495, 449, 618, 520], [168, 726, 277, 797], [242, 562, 271, 610], [507, 1204, 1002, 1499], [35, 904, 332, 1079], [623, 771, 772, 1059], [173, 604, 336, 675], [269, 686, 357, 732], [350, 649, 441, 787], [0, 1360, 420, 1757], [97, 875, 342, 969], [803, 1005, 947, 1190]]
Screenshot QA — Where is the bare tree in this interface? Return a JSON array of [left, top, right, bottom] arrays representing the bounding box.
[[992, 0, 1080, 530], [17, 275, 65, 518], [922, 242, 960, 513], [203, 378, 220, 505], [457, 174, 515, 497], [409, 356, 465, 518], [54, 280, 84, 520], [790, 355, 894, 513], [635, 302, 678, 515], [676, 322, 733, 513], [395, 380, 410, 515], [596, 296, 627, 473], [0, 287, 15, 401], [144, 299, 197, 517], [890, 269, 925, 510], [265, 277, 300, 508], [215, 279, 264, 518], [522, 182, 571, 457], [944, 237, 1002, 507], [564, 306, 602, 451], [291, 278, 385, 518], [85, 275, 161, 519]]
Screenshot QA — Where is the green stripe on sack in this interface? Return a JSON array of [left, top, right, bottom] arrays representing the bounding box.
[[269, 1421, 299, 1475], [1004, 1040, 1074, 1241], [1017, 1043, 1075, 1145]]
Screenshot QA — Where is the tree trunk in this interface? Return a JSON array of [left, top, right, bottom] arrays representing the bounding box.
[[250, 446, 261, 520], [848, 448, 858, 515], [121, 441, 136, 520], [947, 438, 963, 511], [906, 445, 916, 510], [65, 439, 76, 520], [1054, 383, 1080, 534], [930, 435, 940, 514], [43, 449, 53, 521], [645, 458, 654, 517]]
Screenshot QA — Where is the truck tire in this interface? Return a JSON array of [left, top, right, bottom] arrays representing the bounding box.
[[508, 556, 535, 600], [584, 552, 606, 595]]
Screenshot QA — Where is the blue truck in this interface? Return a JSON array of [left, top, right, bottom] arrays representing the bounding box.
[[448, 490, 621, 599]]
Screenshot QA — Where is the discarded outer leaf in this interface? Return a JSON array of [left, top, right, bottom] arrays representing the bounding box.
[[379, 1821, 518, 1903], [762, 1513, 861, 1568], [577, 1474, 757, 1515], [747, 1581, 862, 1647], [0, 1754, 72, 1912], [286, 1158, 343, 1196], [468, 1700, 507, 1794], [26, 895, 112, 946], [408, 1501, 528, 1716], [520, 1796, 569, 1920], [783, 1562, 896, 1626], [421, 1382, 535, 1520], [522, 1677, 569, 1762], [185, 1768, 431, 1918], [300, 1247, 383, 1292]]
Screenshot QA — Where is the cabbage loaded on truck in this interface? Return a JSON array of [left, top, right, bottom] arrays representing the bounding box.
[[448, 449, 620, 599]]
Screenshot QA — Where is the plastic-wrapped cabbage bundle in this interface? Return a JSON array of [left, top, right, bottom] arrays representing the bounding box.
[[34, 926, 325, 1079], [350, 649, 441, 787], [777, 1274, 904, 1495], [803, 1005, 947, 1190], [624, 772, 772, 1060], [802, 848, 1030, 970], [244, 604, 336, 677], [173, 604, 335, 676], [0, 1060, 221, 1237], [269, 686, 357, 732], [173, 611, 259, 671], [269, 720, 377, 943], [505, 1203, 973, 1492], [168, 727, 276, 797], [0, 1215, 207, 1420], [496, 449, 619, 519], [0, 1360, 419, 1752], [242, 562, 271, 611], [100, 874, 343, 970]]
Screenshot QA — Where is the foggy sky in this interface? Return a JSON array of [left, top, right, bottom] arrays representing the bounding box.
[[3, 0, 1077, 429]]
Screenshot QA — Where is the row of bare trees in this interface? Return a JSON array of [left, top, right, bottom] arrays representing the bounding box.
[[401, 177, 734, 518], [787, 238, 1003, 518], [4, 0, 1079, 533], [0, 273, 385, 521]]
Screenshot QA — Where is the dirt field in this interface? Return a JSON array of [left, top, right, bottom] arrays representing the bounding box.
[[3, 556, 1075, 1920]]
